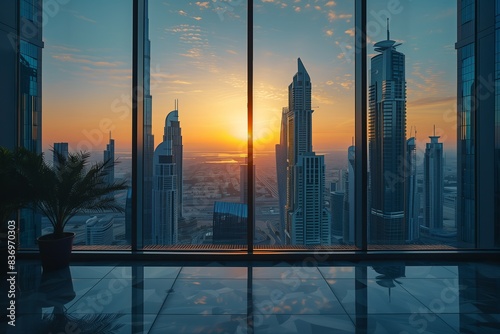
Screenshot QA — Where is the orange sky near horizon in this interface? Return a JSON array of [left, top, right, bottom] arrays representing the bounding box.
[[41, 0, 458, 158]]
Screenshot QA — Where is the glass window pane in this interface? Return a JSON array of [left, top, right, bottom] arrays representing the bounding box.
[[146, 1, 247, 249], [255, 1, 355, 249], [38, 0, 132, 250], [366, 0, 464, 249]]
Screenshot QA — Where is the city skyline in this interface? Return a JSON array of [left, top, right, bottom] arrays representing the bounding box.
[[40, 0, 457, 155]]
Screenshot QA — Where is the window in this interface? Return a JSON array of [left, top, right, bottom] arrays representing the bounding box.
[[9, 0, 499, 253]]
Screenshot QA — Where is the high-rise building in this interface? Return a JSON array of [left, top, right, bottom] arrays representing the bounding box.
[[0, 0, 44, 247], [456, 0, 499, 248], [281, 58, 330, 245], [275, 107, 288, 244], [163, 103, 183, 218], [424, 133, 443, 230], [103, 134, 115, 185], [86, 215, 114, 245], [152, 142, 177, 245], [239, 159, 255, 204], [143, 0, 155, 244], [53, 142, 68, 166], [343, 146, 355, 244], [213, 201, 247, 245], [368, 21, 407, 244], [331, 190, 345, 236], [152, 107, 183, 245], [406, 137, 420, 240]]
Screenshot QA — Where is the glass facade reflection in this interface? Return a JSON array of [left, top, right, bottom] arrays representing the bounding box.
[[457, 42, 475, 245]]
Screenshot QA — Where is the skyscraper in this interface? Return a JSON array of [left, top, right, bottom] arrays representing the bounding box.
[[213, 201, 247, 245], [331, 189, 345, 236], [456, 0, 499, 248], [275, 107, 288, 244], [163, 102, 183, 219], [239, 159, 255, 205], [368, 21, 407, 244], [406, 136, 420, 240], [53, 142, 69, 166], [143, 0, 155, 244], [1, 0, 44, 247], [283, 58, 330, 245], [424, 132, 443, 230], [343, 145, 355, 244], [103, 134, 115, 186], [152, 107, 183, 245]]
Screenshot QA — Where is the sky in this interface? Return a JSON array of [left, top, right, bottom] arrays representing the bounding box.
[[41, 0, 457, 158]]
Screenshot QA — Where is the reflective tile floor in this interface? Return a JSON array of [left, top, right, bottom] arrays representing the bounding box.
[[1, 260, 500, 333]]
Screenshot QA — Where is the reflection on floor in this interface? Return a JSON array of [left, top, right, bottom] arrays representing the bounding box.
[[1, 260, 500, 333]]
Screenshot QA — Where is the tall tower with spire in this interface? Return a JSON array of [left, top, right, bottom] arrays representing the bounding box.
[[283, 58, 330, 245], [368, 19, 407, 244], [424, 127, 443, 230], [143, 0, 155, 244]]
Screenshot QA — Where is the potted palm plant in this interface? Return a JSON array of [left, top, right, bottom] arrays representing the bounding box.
[[36, 150, 127, 271]]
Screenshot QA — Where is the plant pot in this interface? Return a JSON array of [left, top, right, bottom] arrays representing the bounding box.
[[37, 232, 75, 271]]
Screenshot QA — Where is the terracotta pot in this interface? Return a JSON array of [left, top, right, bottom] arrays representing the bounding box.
[[37, 232, 75, 271]]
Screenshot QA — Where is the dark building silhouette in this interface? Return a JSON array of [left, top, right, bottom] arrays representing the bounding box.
[[424, 133, 443, 230], [368, 22, 407, 244], [0, 0, 44, 247], [143, 0, 155, 244], [213, 201, 247, 245], [275, 107, 288, 244], [456, 0, 500, 247]]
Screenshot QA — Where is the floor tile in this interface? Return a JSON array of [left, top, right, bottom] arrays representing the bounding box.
[[69, 265, 115, 278], [439, 313, 500, 334], [254, 314, 355, 334], [327, 278, 429, 315], [318, 266, 357, 279], [253, 266, 322, 279], [160, 279, 247, 314], [354, 314, 458, 333], [150, 314, 248, 333], [253, 278, 346, 315], [178, 266, 247, 279], [67, 278, 175, 314]]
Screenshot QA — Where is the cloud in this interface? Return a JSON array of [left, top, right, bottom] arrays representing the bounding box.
[[178, 10, 188, 16], [325, 1, 336, 7], [226, 49, 238, 55], [326, 80, 334, 85], [195, 1, 210, 9], [192, 16, 202, 21], [180, 48, 203, 58], [325, 29, 333, 37], [50, 45, 81, 53], [172, 80, 192, 85], [328, 11, 352, 22], [52, 54, 120, 67], [294, 6, 301, 12], [344, 28, 355, 37]]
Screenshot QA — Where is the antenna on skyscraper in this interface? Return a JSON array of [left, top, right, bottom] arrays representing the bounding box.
[[387, 18, 390, 40], [433, 124, 436, 136]]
